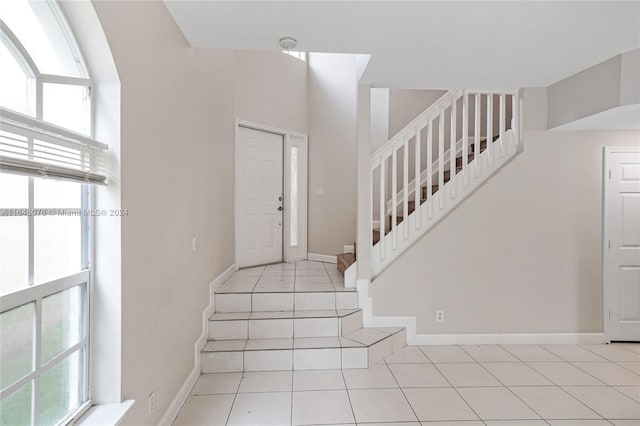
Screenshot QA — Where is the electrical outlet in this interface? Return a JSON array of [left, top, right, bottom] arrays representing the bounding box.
[[192, 236, 198, 252], [436, 310, 444, 323], [148, 391, 155, 414]]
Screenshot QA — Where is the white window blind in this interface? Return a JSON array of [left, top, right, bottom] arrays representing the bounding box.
[[0, 107, 107, 184]]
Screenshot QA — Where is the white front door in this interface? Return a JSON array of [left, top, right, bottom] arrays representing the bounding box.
[[236, 126, 284, 268], [605, 148, 640, 342]]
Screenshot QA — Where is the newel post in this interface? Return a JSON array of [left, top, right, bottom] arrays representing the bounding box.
[[356, 83, 372, 281]]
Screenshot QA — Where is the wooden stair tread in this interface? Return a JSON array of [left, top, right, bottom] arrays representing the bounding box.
[[375, 138, 497, 242], [337, 253, 356, 276]]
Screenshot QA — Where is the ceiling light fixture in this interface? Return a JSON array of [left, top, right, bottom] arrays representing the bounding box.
[[279, 36, 297, 50]]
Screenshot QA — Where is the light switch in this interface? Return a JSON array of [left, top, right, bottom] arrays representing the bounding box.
[[314, 187, 325, 197]]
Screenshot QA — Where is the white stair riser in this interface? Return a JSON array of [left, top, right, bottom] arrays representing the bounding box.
[[215, 291, 359, 312], [201, 347, 372, 373], [209, 313, 363, 340], [340, 311, 363, 335]]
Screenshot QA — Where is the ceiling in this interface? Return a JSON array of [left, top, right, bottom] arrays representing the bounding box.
[[164, 1, 640, 90]]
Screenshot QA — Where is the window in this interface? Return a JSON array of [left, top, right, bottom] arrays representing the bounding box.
[[282, 50, 306, 61], [0, 1, 103, 424]]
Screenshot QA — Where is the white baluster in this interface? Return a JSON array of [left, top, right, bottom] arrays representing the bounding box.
[[474, 93, 481, 177], [487, 94, 493, 168], [462, 90, 469, 187], [391, 147, 397, 249], [499, 93, 506, 156], [414, 126, 421, 229], [450, 95, 457, 199], [403, 135, 409, 239], [379, 159, 385, 261], [426, 119, 433, 219], [438, 106, 445, 208]]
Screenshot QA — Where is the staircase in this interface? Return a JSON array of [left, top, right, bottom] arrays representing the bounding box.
[[369, 89, 521, 275], [201, 261, 406, 373]]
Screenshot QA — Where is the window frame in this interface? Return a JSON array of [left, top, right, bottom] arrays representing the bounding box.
[[0, 2, 95, 424]]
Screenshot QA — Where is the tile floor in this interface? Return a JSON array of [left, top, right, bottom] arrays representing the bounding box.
[[174, 342, 640, 425]]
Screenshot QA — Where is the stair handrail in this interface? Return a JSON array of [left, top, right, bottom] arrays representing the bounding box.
[[369, 88, 520, 257], [370, 90, 460, 166]]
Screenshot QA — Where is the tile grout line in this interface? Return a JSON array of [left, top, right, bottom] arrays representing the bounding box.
[[497, 344, 609, 422], [382, 360, 421, 422], [428, 354, 484, 422], [340, 368, 357, 424], [563, 360, 640, 407], [458, 346, 558, 424]]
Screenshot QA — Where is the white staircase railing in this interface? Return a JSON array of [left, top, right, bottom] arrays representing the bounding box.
[[370, 89, 521, 276]]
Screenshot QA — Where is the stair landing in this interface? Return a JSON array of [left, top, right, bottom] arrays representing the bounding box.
[[202, 260, 406, 372]]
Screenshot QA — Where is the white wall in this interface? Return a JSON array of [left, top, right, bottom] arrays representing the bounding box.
[[234, 50, 308, 134], [307, 53, 358, 255], [371, 89, 640, 336], [92, 2, 236, 424]]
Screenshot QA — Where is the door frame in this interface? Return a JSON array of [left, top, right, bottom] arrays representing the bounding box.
[[602, 146, 640, 341], [234, 119, 308, 267]]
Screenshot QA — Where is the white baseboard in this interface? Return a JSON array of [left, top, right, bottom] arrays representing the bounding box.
[[409, 332, 608, 346], [307, 253, 337, 264], [159, 264, 236, 426], [355, 278, 608, 347]]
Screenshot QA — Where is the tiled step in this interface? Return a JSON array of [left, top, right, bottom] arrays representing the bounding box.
[[208, 309, 363, 339], [201, 327, 406, 372], [215, 291, 359, 312]]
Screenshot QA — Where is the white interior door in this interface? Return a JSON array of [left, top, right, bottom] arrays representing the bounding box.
[[236, 126, 283, 268], [605, 148, 640, 342]]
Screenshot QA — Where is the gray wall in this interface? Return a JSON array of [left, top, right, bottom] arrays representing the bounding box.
[[93, 2, 236, 424], [371, 89, 640, 335], [307, 53, 358, 255], [234, 49, 308, 134], [388, 89, 447, 136]]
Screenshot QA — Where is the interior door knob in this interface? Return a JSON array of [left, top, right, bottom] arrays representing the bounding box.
[[277, 206, 283, 211]]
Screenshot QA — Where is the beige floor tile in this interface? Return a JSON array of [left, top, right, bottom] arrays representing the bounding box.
[[509, 386, 601, 419], [542, 345, 608, 362], [402, 387, 478, 422], [456, 387, 539, 420], [619, 362, 640, 375], [527, 362, 605, 385], [388, 363, 450, 388], [292, 390, 354, 425], [348, 388, 418, 423], [614, 386, 640, 403], [436, 363, 502, 387], [419, 346, 475, 363], [343, 364, 398, 389], [173, 394, 235, 426], [582, 345, 640, 362], [460, 345, 520, 362], [384, 346, 430, 364], [500, 345, 564, 362], [191, 373, 242, 395], [481, 362, 552, 386], [546, 421, 612, 426], [227, 392, 292, 426], [573, 362, 640, 386], [563, 385, 640, 419], [293, 369, 345, 391], [237, 370, 292, 393], [483, 421, 548, 426]]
